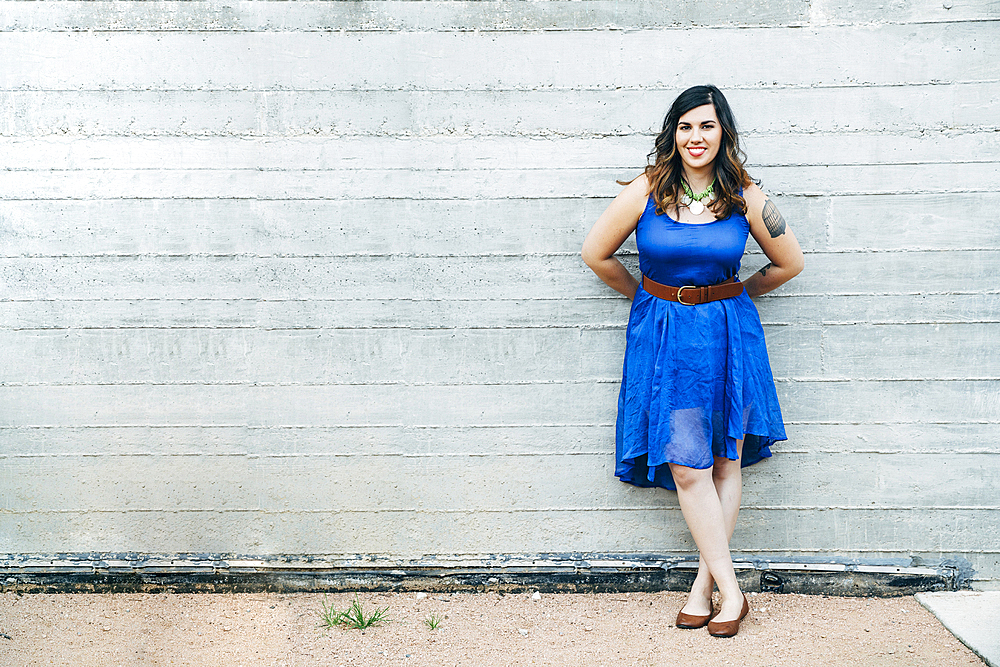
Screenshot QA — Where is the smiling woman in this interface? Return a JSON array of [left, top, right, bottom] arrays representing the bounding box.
[[581, 84, 804, 638]]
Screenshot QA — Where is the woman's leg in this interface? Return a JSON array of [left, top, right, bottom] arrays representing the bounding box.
[[674, 439, 745, 620]]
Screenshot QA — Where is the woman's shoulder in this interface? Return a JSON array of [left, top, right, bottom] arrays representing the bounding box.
[[618, 172, 653, 212], [741, 181, 767, 222], [625, 172, 652, 198]]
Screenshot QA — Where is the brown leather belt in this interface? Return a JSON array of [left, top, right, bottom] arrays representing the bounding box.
[[641, 274, 744, 305]]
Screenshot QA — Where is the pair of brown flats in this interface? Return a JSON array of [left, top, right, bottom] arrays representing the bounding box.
[[674, 594, 750, 637]]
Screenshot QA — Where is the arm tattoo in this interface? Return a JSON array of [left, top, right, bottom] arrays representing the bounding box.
[[762, 200, 787, 238], [757, 262, 772, 277]]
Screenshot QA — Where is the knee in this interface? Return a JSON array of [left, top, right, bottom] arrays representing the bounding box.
[[670, 463, 710, 490], [712, 457, 741, 483]]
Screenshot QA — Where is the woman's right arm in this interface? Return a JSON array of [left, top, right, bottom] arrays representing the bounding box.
[[581, 175, 649, 300]]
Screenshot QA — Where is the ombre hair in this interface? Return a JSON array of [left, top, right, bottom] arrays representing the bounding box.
[[635, 85, 752, 220]]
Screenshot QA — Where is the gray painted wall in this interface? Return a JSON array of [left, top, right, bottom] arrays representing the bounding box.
[[1, 1, 998, 589]]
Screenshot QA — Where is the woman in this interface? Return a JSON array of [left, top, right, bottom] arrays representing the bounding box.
[[582, 85, 803, 637]]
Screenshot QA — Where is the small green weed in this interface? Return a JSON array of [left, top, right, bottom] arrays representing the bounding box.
[[340, 596, 390, 629], [318, 594, 345, 628], [424, 612, 443, 630], [318, 594, 390, 630]]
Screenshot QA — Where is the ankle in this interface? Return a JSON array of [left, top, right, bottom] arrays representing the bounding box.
[[688, 581, 714, 600], [718, 586, 743, 604]]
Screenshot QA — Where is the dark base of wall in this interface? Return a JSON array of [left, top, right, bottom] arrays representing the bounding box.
[[0, 569, 956, 598], [0, 554, 971, 597]]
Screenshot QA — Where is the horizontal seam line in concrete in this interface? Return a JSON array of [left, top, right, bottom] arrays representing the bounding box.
[[0, 454, 594, 459], [0, 126, 997, 138], [9, 425, 609, 430], [2, 259, 998, 267], [2, 77, 999, 92], [9, 159, 999, 169], [1, 17, 996, 33], [0, 326, 996, 333], [2, 377, 999, 386], [0, 423, 990, 431], [4, 380, 999, 386], [1, 420, 995, 427], [3, 128, 999, 140], [1, 194, 994, 205], [1, 293, 998, 302], [7, 320, 1000, 330], [2, 17, 999, 33], [4, 248, 1000, 257], [3, 506, 999, 514], [0, 551, 981, 559], [5, 450, 996, 457], [4, 130, 998, 141], [1, 294, 997, 302], [4, 190, 999, 200]]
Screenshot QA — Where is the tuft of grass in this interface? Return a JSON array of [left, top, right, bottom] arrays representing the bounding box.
[[423, 612, 443, 630], [318, 594, 345, 628], [340, 595, 390, 629], [318, 594, 390, 630]]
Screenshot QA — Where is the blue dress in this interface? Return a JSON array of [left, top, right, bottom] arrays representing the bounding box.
[[615, 195, 786, 490]]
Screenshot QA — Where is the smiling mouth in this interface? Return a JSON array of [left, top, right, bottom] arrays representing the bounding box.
[[687, 147, 707, 157]]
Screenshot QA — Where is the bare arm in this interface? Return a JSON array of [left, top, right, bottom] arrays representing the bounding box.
[[741, 184, 804, 298], [581, 176, 649, 300]]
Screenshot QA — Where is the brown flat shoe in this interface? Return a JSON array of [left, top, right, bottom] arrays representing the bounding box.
[[707, 594, 749, 637], [675, 608, 712, 629]]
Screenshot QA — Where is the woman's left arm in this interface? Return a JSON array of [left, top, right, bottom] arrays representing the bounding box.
[[741, 183, 805, 298]]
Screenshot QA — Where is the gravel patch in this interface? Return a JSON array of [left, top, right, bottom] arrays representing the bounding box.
[[0, 590, 985, 666]]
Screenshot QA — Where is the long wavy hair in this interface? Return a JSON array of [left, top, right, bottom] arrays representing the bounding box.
[[636, 85, 752, 219]]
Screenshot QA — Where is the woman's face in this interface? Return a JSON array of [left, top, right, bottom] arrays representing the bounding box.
[[675, 104, 722, 173]]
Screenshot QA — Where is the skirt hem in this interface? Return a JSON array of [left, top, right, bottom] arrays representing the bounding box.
[[616, 433, 782, 491]]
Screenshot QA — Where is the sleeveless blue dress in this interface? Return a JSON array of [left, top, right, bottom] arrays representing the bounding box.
[[615, 195, 786, 490]]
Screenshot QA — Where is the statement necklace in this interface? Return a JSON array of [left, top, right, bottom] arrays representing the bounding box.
[[681, 179, 715, 216]]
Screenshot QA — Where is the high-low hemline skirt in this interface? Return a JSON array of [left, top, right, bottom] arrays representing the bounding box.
[[615, 284, 787, 490]]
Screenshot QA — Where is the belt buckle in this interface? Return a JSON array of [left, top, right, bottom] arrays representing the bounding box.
[[676, 285, 698, 305]]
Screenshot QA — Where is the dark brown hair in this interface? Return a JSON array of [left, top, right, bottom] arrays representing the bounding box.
[[634, 85, 752, 219]]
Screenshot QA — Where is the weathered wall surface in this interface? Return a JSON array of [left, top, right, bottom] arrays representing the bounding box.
[[1, 2, 998, 589]]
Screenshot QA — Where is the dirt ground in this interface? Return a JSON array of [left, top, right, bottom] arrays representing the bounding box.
[[0, 590, 984, 667]]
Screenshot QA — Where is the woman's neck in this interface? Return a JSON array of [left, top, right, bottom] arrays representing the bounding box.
[[681, 166, 714, 193]]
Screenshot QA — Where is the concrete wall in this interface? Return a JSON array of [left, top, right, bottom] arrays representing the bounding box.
[[1, 2, 998, 589]]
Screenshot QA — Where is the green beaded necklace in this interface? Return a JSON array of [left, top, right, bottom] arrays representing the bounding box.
[[680, 179, 715, 215]]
